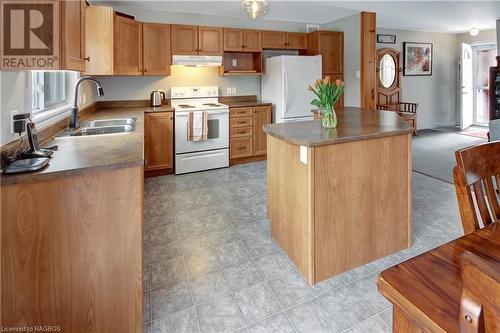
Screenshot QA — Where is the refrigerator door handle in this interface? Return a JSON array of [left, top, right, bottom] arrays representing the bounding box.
[[284, 69, 288, 114]]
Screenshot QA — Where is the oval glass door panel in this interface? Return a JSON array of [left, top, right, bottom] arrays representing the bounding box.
[[379, 54, 396, 88]]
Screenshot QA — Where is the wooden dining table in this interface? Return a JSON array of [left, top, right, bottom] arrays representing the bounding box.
[[377, 222, 500, 332]]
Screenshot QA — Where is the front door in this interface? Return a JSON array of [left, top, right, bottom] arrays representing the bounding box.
[[460, 42, 474, 130]]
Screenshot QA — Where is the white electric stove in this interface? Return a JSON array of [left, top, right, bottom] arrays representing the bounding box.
[[171, 86, 229, 174]]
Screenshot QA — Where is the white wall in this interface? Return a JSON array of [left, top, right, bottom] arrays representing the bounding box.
[[0, 70, 96, 145], [376, 28, 459, 129], [321, 14, 361, 107], [497, 19, 500, 55], [98, 66, 261, 101]]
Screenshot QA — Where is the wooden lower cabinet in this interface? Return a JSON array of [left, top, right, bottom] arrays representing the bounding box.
[[145, 112, 174, 173], [229, 105, 272, 162], [1, 166, 143, 332]]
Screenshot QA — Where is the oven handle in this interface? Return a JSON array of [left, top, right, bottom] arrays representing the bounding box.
[[175, 111, 229, 117]]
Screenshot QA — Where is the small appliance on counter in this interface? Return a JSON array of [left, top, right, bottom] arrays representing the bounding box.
[[150, 90, 166, 107], [170, 86, 229, 174], [2, 113, 56, 174]]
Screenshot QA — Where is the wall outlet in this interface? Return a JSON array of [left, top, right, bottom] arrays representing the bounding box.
[[10, 110, 19, 134], [232, 59, 237, 67], [356, 70, 360, 79], [231, 87, 236, 94], [226, 87, 232, 95]]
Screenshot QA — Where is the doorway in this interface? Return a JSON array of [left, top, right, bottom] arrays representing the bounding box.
[[460, 42, 496, 130], [472, 44, 496, 126]]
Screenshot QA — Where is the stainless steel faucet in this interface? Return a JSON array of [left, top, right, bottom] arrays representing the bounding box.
[[70, 76, 104, 129]]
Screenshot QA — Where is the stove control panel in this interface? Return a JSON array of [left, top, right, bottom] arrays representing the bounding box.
[[171, 86, 219, 99]]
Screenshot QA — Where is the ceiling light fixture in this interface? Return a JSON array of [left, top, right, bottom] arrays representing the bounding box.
[[470, 28, 479, 36], [241, 0, 268, 20]]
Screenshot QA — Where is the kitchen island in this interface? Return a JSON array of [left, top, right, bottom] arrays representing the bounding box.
[[263, 107, 413, 284]]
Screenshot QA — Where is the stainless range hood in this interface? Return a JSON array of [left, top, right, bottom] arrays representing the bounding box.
[[172, 55, 222, 67]]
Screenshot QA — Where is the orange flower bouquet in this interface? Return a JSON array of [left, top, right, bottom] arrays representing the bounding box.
[[308, 76, 344, 128]]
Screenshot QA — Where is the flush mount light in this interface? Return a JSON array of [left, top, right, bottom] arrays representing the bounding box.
[[241, 0, 268, 19], [470, 28, 479, 36]]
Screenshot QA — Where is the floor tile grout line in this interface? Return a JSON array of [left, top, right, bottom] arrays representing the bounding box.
[[237, 223, 300, 333], [175, 222, 202, 333]]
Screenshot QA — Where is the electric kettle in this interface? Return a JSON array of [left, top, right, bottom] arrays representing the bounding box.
[[150, 90, 165, 107]]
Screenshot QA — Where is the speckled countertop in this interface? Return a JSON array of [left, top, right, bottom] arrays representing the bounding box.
[[263, 107, 412, 147], [1, 108, 149, 186]]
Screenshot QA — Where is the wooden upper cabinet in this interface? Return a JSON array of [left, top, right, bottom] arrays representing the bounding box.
[[243, 30, 262, 52], [198, 26, 223, 55], [262, 31, 307, 50], [224, 29, 262, 52], [287, 32, 307, 50], [224, 28, 244, 52], [171, 25, 198, 55], [143, 23, 171, 76], [263, 31, 287, 49], [114, 15, 142, 75], [252, 105, 272, 156], [60, 0, 87, 71], [319, 31, 343, 75]]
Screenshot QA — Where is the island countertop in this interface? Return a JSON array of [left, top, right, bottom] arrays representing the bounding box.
[[263, 107, 412, 147], [1, 108, 145, 186]]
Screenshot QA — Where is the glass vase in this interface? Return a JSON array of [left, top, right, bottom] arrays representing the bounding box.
[[321, 107, 337, 129]]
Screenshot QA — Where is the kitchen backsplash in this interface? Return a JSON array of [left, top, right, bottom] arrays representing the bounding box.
[[97, 66, 261, 101]]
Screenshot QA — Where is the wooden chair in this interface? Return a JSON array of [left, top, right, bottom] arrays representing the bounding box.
[[453, 141, 500, 234], [376, 103, 418, 135], [459, 251, 500, 333]]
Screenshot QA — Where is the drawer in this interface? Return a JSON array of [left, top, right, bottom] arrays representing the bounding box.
[[230, 107, 252, 118], [230, 137, 253, 159], [230, 116, 253, 128], [230, 127, 252, 138]]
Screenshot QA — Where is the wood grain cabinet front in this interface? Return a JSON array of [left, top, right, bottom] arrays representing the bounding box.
[[263, 31, 307, 50], [223, 29, 262, 52], [229, 105, 272, 162], [60, 0, 87, 71], [171, 24, 199, 55], [143, 23, 171, 76], [113, 15, 143, 75], [145, 112, 174, 171]]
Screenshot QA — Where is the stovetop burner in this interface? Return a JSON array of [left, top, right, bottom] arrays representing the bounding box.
[[178, 104, 195, 108], [202, 103, 222, 107]]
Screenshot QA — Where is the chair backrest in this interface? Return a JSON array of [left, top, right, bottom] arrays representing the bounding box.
[[394, 102, 418, 115], [459, 251, 500, 333], [453, 141, 500, 234], [376, 104, 391, 111]]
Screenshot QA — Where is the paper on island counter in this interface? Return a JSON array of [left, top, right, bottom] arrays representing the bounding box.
[[300, 145, 307, 165]]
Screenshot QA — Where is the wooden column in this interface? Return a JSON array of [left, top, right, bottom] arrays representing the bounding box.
[[360, 11, 377, 109]]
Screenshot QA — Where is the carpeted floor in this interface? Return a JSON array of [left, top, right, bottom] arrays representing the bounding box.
[[412, 129, 487, 184]]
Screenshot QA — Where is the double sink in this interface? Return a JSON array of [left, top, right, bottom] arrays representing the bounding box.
[[59, 117, 137, 137]]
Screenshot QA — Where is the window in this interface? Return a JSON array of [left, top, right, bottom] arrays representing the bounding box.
[[31, 71, 66, 113]]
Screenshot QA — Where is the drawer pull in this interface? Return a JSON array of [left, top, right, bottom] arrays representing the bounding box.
[[237, 146, 247, 150]]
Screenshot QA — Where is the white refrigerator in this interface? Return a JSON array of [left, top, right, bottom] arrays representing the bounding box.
[[262, 55, 322, 123]]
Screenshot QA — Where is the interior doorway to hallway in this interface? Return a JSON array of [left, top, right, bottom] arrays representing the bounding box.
[[460, 42, 497, 130]]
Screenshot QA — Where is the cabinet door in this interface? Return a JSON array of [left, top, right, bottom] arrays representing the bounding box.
[[199, 26, 223, 55], [319, 32, 343, 75], [262, 31, 286, 49], [244, 30, 262, 52], [171, 25, 198, 55], [60, 0, 86, 71], [145, 112, 174, 171], [253, 105, 272, 156], [84, 6, 113, 75], [224, 28, 244, 52], [287, 32, 307, 50], [114, 15, 143, 75], [143, 23, 171, 76]]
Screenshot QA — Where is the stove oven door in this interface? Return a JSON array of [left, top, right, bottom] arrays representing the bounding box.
[[175, 110, 229, 153]]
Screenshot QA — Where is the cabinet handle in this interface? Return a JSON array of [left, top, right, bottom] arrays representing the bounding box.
[[84, 56, 90, 62], [237, 146, 246, 150]]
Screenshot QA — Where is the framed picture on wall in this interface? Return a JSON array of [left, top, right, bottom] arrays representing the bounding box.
[[377, 34, 396, 44], [403, 42, 433, 76]]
